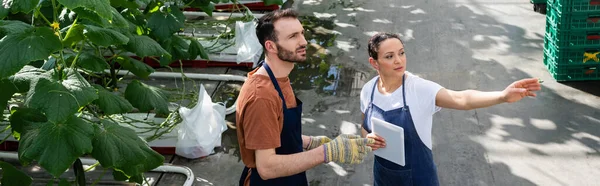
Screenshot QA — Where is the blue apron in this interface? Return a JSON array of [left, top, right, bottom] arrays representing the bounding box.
[[362, 74, 439, 186], [239, 62, 308, 186]]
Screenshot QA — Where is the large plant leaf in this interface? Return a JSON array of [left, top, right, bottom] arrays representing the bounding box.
[[7, 65, 47, 93], [124, 35, 170, 59], [147, 7, 184, 41], [62, 23, 85, 47], [58, 0, 112, 20], [25, 78, 80, 123], [188, 38, 209, 60], [59, 69, 98, 103], [84, 25, 129, 46], [0, 161, 33, 186], [0, 27, 61, 79], [263, 0, 284, 6], [73, 8, 107, 26], [92, 120, 163, 178], [9, 108, 47, 134], [110, 7, 129, 28], [124, 80, 169, 115], [0, 3, 8, 19], [110, 0, 140, 9], [75, 52, 110, 72], [0, 79, 17, 118], [160, 35, 189, 65], [0, 20, 33, 36], [17, 115, 94, 177], [92, 85, 133, 115], [6, 0, 38, 13], [199, 3, 216, 17], [115, 56, 154, 78]]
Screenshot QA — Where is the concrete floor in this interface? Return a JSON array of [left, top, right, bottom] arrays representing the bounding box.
[[7, 0, 599, 185], [165, 0, 600, 185]]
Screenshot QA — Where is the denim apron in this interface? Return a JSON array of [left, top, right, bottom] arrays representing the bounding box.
[[363, 74, 439, 186], [239, 62, 308, 186]]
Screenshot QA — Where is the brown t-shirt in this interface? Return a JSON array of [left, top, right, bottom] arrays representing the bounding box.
[[236, 67, 297, 169]]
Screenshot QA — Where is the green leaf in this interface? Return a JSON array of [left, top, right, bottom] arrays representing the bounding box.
[[0, 27, 61, 79], [75, 52, 110, 72], [0, 161, 33, 186], [91, 120, 163, 179], [110, 0, 140, 9], [199, 3, 216, 17], [0, 79, 17, 117], [58, 178, 71, 186], [116, 56, 154, 78], [62, 24, 85, 47], [147, 7, 184, 40], [84, 25, 129, 46], [58, 0, 112, 20], [263, 0, 284, 6], [124, 35, 170, 59], [93, 85, 133, 115], [18, 116, 94, 177], [0, 4, 9, 19], [112, 170, 128, 181], [73, 8, 107, 26], [0, 21, 32, 36], [9, 108, 47, 135], [56, 69, 99, 106], [109, 7, 129, 28], [24, 78, 79, 123], [124, 80, 169, 115], [8, 0, 39, 13], [161, 35, 189, 64], [188, 38, 209, 60], [171, 5, 186, 23], [7, 65, 47, 93]]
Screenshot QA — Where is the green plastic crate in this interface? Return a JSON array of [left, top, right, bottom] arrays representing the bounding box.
[[547, 6, 600, 31], [545, 21, 600, 49], [544, 52, 600, 81], [544, 36, 600, 65], [532, 0, 547, 3], [548, 0, 600, 14]]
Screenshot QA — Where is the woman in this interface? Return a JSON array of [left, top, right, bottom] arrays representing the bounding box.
[[360, 33, 541, 186]]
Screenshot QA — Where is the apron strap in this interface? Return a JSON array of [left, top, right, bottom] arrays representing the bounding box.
[[263, 61, 288, 109], [370, 73, 407, 107], [401, 73, 407, 108]]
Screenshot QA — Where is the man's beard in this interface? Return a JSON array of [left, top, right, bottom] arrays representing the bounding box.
[[276, 43, 306, 63]]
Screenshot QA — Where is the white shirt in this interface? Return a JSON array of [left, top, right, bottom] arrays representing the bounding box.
[[360, 72, 444, 150]]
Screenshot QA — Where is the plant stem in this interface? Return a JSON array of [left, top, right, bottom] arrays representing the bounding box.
[[73, 158, 86, 186], [91, 168, 108, 186], [36, 9, 52, 26], [84, 162, 100, 172], [51, 0, 58, 22], [85, 105, 102, 120]]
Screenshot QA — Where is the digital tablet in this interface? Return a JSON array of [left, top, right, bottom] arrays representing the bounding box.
[[371, 117, 405, 166]]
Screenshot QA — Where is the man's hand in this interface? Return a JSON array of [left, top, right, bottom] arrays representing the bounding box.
[[305, 136, 332, 150], [323, 134, 375, 164], [366, 133, 386, 151], [502, 78, 542, 103]]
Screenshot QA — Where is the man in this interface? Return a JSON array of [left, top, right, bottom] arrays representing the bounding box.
[[235, 9, 375, 186]]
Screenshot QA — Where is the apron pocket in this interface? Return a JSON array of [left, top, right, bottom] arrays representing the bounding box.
[[374, 157, 413, 186]]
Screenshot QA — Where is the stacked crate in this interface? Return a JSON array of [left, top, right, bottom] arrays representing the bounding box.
[[544, 0, 600, 81]]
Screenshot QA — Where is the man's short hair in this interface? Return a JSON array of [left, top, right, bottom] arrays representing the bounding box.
[[256, 9, 300, 49], [368, 32, 404, 60]]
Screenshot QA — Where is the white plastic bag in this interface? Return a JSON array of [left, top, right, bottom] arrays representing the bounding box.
[[175, 84, 227, 159], [235, 20, 263, 65]]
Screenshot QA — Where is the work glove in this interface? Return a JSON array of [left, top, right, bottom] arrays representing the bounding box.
[[323, 134, 375, 164], [305, 136, 332, 150]]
